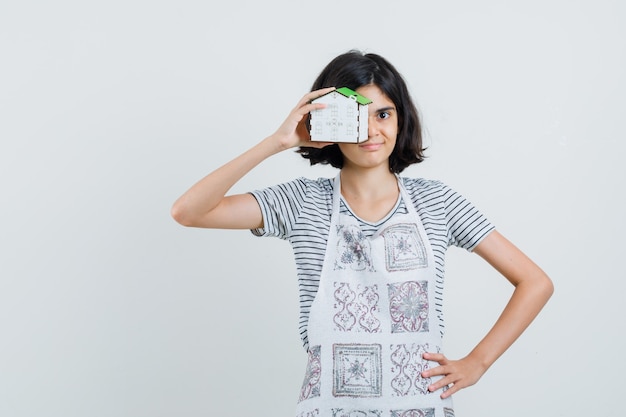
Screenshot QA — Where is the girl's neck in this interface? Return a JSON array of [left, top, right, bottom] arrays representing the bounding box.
[[339, 165, 398, 201]]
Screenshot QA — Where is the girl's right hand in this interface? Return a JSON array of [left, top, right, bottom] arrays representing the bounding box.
[[271, 87, 337, 151]]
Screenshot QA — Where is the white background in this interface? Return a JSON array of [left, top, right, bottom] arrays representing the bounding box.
[[1, 1, 624, 416]]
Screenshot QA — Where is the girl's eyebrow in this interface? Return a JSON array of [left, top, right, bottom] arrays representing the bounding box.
[[374, 106, 396, 113]]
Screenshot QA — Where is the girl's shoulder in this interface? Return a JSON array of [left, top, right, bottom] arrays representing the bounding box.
[[257, 177, 335, 210], [255, 176, 333, 197], [296, 176, 334, 190], [400, 176, 450, 194], [399, 177, 464, 210], [282, 176, 334, 200]]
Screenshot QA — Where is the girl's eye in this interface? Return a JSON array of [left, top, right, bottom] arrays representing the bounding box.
[[378, 112, 390, 119]]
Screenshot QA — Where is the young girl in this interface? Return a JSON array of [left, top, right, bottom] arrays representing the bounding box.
[[171, 50, 553, 417]]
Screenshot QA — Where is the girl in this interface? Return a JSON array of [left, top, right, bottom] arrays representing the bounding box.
[[171, 50, 553, 417]]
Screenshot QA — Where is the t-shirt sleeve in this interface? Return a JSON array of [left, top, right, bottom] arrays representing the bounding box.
[[248, 177, 310, 240], [441, 183, 495, 251]]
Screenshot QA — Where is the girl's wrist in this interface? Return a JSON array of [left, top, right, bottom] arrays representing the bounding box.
[[259, 134, 291, 156], [465, 348, 494, 374]]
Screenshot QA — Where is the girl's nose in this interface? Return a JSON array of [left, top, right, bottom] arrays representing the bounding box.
[[368, 117, 379, 138]]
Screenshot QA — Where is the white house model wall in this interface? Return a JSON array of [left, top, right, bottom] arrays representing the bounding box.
[[309, 90, 370, 143]]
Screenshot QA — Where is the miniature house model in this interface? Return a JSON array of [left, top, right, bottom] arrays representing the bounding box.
[[309, 87, 372, 143]]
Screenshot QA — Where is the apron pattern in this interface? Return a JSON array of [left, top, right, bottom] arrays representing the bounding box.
[[389, 343, 434, 396], [381, 224, 428, 271], [300, 345, 322, 402], [328, 409, 449, 417], [334, 225, 375, 272], [297, 410, 320, 417], [332, 410, 382, 417], [388, 281, 429, 333], [332, 343, 383, 398], [333, 282, 381, 333], [390, 409, 435, 417]]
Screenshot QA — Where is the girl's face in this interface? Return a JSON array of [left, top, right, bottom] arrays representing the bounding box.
[[338, 84, 398, 172]]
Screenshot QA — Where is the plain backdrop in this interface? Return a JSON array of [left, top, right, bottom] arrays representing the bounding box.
[[1, 1, 624, 416]]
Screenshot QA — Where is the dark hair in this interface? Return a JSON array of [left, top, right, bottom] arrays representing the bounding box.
[[297, 50, 425, 173]]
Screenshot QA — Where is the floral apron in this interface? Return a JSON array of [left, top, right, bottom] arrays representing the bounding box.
[[295, 174, 454, 417]]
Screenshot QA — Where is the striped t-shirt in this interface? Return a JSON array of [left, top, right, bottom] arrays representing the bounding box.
[[250, 176, 494, 351]]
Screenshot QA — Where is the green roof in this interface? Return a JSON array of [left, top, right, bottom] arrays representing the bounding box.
[[335, 87, 372, 105]]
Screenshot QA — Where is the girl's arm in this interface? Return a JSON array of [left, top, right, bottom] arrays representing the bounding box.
[[421, 230, 554, 398], [171, 88, 335, 229]]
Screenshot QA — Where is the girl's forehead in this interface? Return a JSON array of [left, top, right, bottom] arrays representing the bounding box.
[[356, 85, 394, 105], [356, 85, 396, 112]]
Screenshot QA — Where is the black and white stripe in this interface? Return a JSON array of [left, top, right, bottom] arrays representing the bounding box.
[[251, 177, 494, 351]]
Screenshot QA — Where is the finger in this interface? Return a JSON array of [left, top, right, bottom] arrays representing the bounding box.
[[292, 87, 337, 120], [421, 364, 446, 378], [304, 101, 327, 114], [295, 87, 336, 108], [423, 352, 447, 364], [290, 102, 327, 122], [285, 103, 325, 130], [427, 373, 455, 392], [307, 86, 336, 102], [440, 383, 460, 399]]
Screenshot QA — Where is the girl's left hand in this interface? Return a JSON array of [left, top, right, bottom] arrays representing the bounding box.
[[421, 352, 487, 399]]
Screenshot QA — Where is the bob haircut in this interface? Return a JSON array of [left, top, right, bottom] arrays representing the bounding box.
[[297, 50, 425, 173]]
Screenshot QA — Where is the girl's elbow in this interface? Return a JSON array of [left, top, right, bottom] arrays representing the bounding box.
[[170, 201, 196, 227], [544, 275, 555, 299], [537, 272, 554, 301]]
